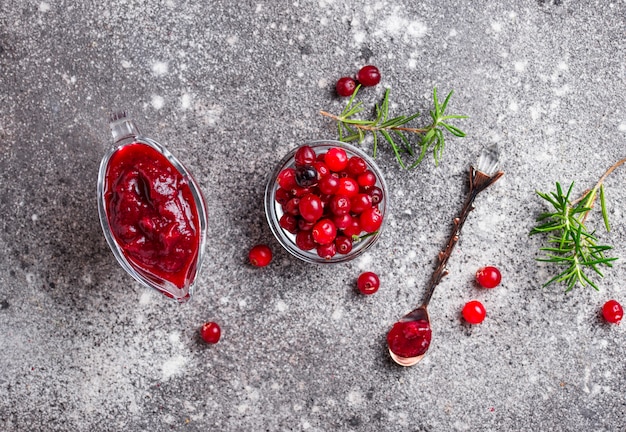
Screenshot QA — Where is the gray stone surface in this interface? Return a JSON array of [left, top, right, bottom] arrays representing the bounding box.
[[1, 0, 625, 430]]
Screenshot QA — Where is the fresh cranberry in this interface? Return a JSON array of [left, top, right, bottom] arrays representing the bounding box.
[[462, 300, 486, 324], [312, 161, 330, 178], [317, 242, 337, 259], [336, 77, 357, 97], [335, 235, 353, 255], [359, 207, 383, 233], [333, 213, 353, 230], [298, 194, 323, 222], [295, 230, 316, 250], [325, 147, 349, 172], [292, 185, 311, 198], [346, 156, 368, 176], [249, 244, 272, 267], [275, 188, 291, 205], [602, 300, 624, 324], [279, 214, 298, 233], [337, 177, 359, 197], [367, 186, 383, 205], [356, 65, 381, 87], [350, 193, 372, 214], [357, 271, 380, 295], [329, 195, 351, 215], [294, 145, 316, 167], [298, 218, 315, 231], [357, 170, 377, 188], [319, 175, 339, 195], [200, 321, 221, 344], [387, 320, 431, 358], [277, 168, 297, 190], [476, 266, 501, 288], [343, 218, 362, 238], [312, 218, 337, 245], [283, 197, 301, 216]]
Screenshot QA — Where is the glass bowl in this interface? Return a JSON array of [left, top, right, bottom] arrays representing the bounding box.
[[97, 116, 208, 303], [264, 140, 388, 264]]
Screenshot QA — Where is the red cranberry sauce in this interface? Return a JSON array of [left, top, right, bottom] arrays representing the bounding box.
[[104, 142, 200, 288], [386, 319, 432, 359]]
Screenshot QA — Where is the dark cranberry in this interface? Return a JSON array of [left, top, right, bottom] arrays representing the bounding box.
[[295, 165, 318, 187], [298, 218, 315, 231], [343, 218, 362, 238], [283, 197, 301, 216], [335, 235, 353, 255], [275, 188, 291, 205], [336, 77, 357, 97], [367, 186, 383, 205], [356, 65, 381, 87], [294, 145, 317, 167], [317, 242, 337, 259], [295, 230, 316, 250], [279, 214, 298, 234]]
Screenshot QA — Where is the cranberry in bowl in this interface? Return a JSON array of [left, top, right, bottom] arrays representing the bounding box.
[[97, 112, 208, 303], [265, 140, 388, 263]]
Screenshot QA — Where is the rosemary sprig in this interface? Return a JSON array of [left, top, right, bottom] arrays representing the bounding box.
[[530, 158, 626, 291], [319, 86, 467, 169]]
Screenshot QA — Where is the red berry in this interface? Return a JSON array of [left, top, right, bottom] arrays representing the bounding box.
[[277, 168, 297, 190], [342, 218, 362, 237], [275, 188, 291, 205], [356, 65, 381, 87], [299, 194, 324, 222], [357, 170, 377, 188], [337, 177, 359, 197], [294, 145, 316, 167], [336, 77, 357, 97], [325, 148, 349, 172], [462, 300, 486, 324], [335, 235, 353, 255], [329, 194, 351, 216], [319, 174, 339, 195], [366, 186, 383, 205], [283, 197, 301, 216], [333, 213, 353, 230], [312, 161, 330, 178], [350, 193, 372, 214], [295, 165, 318, 187], [249, 244, 273, 267], [312, 218, 337, 245], [476, 266, 501, 288], [357, 271, 380, 295], [295, 230, 316, 250], [346, 156, 367, 176], [297, 218, 315, 231], [602, 300, 624, 324], [279, 214, 298, 233], [317, 242, 337, 260], [359, 207, 383, 233], [200, 321, 221, 344]]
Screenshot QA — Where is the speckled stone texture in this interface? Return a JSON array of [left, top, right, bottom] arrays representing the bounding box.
[[1, 0, 625, 431]]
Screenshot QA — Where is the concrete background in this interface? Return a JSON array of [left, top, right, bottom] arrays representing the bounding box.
[[1, 0, 625, 430]]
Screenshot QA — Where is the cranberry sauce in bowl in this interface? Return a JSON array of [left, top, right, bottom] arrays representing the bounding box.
[[264, 140, 388, 264], [97, 112, 207, 302]]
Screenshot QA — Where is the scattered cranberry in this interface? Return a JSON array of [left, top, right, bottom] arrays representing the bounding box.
[[336, 76, 357, 97], [200, 322, 221, 344], [248, 244, 272, 267], [602, 300, 623, 324], [476, 266, 501, 288], [462, 300, 486, 324], [357, 271, 380, 295], [356, 65, 381, 87]]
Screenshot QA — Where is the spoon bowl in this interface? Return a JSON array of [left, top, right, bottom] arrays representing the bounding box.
[[387, 305, 432, 367]]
